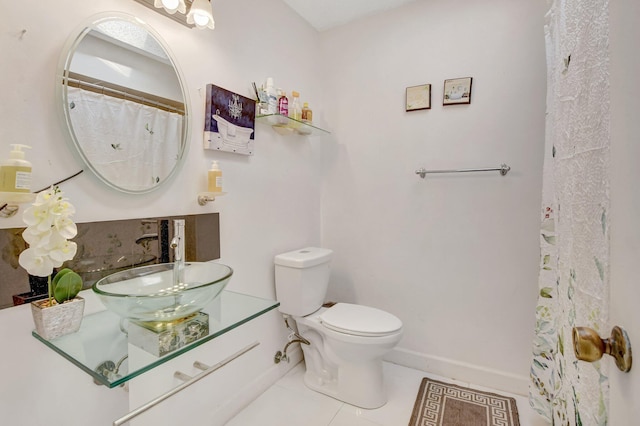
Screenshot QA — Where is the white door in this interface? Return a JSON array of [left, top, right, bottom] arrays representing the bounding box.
[[609, 0, 639, 422]]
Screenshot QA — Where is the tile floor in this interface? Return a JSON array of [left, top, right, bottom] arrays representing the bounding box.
[[226, 362, 550, 426]]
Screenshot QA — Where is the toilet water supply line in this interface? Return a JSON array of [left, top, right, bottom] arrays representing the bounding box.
[[274, 315, 310, 364]]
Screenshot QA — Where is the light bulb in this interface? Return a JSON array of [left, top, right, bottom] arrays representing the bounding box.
[[154, 0, 186, 15], [162, 0, 179, 10], [193, 12, 210, 27]]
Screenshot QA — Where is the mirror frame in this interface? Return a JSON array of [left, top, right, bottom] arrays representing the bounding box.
[[56, 12, 191, 194]]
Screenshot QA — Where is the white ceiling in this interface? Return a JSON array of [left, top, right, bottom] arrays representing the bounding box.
[[282, 0, 417, 31]]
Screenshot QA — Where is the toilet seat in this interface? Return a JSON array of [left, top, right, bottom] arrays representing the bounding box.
[[319, 303, 402, 337]]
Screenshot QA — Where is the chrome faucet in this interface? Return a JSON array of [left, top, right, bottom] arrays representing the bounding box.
[[171, 219, 185, 285], [170, 219, 185, 262]]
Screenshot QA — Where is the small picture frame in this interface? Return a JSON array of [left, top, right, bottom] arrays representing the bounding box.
[[405, 84, 431, 111], [443, 77, 472, 105]]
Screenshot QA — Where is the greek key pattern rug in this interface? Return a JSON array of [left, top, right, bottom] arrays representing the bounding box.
[[409, 378, 520, 426]]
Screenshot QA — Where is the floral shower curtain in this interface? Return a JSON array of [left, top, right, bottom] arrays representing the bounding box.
[[529, 0, 610, 424], [67, 86, 183, 191]]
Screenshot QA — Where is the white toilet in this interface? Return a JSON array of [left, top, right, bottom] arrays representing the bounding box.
[[274, 247, 403, 409]]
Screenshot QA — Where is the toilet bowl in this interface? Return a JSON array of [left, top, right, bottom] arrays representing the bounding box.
[[294, 303, 403, 408], [274, 248, 403, 408]]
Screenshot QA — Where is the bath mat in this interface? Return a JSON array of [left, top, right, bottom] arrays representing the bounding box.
[[409, 378, 520, 426]]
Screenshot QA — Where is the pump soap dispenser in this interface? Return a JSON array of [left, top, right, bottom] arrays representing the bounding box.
[[208, 161, 223, 193], [198, 160, 226, 206], [0, 144, 34, 204]]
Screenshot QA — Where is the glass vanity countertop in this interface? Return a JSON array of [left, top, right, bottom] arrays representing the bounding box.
[[32, 291, 279, 388]]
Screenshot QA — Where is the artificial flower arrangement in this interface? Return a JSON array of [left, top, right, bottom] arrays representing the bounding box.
[[18, 186, 84, 340]]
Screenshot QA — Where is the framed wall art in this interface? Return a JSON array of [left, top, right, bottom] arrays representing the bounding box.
[[443, 77, 472, 105], [204, 84, 256, 155], [406, 84, 431, 111]]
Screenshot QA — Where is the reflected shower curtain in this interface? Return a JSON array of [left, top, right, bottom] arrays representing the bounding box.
[[529, 0, 610, 424], [67, 86, 182, 191]]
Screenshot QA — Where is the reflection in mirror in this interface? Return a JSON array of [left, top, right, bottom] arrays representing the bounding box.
[[58, 14, 189, 193]]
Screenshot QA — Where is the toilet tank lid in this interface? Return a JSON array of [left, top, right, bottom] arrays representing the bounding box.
[[274, 247, 333, 268]]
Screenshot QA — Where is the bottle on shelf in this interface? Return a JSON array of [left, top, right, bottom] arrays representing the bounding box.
[[289, 91, 302, 121], [265, 78, 278, 114], [301, 102, 313, 124], [277, 89, 288, 116]]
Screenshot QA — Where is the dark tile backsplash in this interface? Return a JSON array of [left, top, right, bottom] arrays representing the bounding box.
[[0, 213, 220, 309]]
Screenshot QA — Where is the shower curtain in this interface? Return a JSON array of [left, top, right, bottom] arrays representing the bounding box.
[[67, 86, 182, 191], [529, 0, 610, 424]]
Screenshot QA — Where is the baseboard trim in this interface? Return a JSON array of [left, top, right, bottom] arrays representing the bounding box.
[[384, 347, 529, 396], [212, 346, 304, 425]]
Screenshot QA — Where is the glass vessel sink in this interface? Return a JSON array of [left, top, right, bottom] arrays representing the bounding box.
[[93, 262, 232, 322]]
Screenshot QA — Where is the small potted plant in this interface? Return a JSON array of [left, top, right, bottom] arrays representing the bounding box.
[[18, 186, 84, 340]]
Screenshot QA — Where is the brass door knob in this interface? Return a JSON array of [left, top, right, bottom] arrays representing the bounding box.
[[572, 326, 632, 372]]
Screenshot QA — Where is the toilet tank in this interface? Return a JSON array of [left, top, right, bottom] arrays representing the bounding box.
[[274, 247, 333, 316]]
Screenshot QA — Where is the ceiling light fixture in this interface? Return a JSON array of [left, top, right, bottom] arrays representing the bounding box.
[[134, 0, 214, 30]]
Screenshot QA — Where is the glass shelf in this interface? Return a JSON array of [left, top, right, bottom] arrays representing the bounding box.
[[32, 291, 279, 388], [256, 114, 330, 136]]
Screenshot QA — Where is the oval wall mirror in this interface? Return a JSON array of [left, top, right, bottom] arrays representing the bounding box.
[[57, 13, 189, 193]]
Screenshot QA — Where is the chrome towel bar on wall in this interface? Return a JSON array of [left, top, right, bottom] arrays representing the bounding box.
[[415, 164, 511, 178]]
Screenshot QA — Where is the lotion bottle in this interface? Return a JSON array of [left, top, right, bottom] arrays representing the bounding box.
[[277, 89, 289, 116], [265, 78, 278, 114], [289, 91, 302, 120], [0, 144, 32, 193], [207, 161, 223, 193], [301, 102, 313, 123]]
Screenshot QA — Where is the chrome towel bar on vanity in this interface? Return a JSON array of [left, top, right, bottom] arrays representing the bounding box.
[[415, 164, 511, 178]]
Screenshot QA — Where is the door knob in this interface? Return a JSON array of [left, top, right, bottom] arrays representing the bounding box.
[[572, 326, 632, 372]]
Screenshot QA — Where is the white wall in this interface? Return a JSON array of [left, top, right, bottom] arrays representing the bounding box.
[[319, 0, 547, 394], [609, 0, 640, 422]]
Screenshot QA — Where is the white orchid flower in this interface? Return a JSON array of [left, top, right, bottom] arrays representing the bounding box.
[[23, 203, 54, 230], [20, 186, 78, 278], [34, 186, 56, 205], [18, 247, 55, 277], [22, 227, 53, 248], [48, 240, 77, 265], [53, 216, 77, 239], [52, 198, 75, 216], [41, 231, 67, 250]]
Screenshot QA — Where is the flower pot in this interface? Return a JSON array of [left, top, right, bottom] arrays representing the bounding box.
[[31, 297, 85, 340]]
